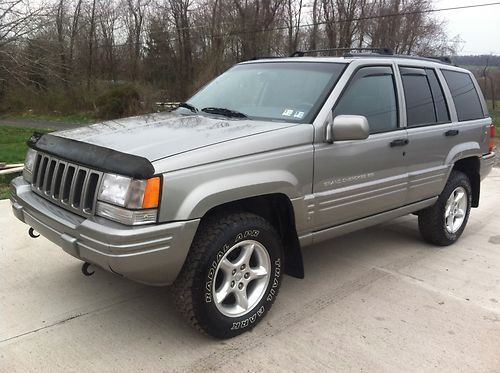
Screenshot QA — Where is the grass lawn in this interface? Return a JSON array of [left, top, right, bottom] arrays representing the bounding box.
[[0, 173, 19, 199], [0, 126, 50, 164], [0, 126, 51, 199]]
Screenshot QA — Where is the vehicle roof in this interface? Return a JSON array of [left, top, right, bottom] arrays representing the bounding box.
[[241, 56, 470, 73]]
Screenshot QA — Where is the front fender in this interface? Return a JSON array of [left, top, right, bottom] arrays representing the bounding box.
[[157, 145, 313, 222], [176, 170, 300, 220]]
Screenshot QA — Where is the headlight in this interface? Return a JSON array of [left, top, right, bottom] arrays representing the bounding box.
[[24, 148, 37, 173], [98, 174, 160, 209], [97, 174, 161, 225]]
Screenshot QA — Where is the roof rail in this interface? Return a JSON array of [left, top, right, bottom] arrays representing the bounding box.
[[246, 56, 283, 61], [289, 48, 452, 65], [422, 56, 452, 64], [346, 53, 453, 65], [291, 47, 393, 57]]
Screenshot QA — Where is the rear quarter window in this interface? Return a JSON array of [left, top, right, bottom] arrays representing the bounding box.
[[441, 70, 484, 122]]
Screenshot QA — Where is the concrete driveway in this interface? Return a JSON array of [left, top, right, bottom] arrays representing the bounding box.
[[1, 169, 500, 372]]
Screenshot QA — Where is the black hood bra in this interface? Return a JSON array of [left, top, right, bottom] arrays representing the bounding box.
[[27, 133, 155, 179]]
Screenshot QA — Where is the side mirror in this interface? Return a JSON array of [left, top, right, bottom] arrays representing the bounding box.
[[325, 115, 370, 143]]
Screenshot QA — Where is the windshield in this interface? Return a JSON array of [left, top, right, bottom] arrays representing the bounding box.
[[184, 62, 346, 123]]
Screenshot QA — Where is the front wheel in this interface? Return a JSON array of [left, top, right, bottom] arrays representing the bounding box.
[[418, 170, 472, 246], [173, 212, 283, 338]]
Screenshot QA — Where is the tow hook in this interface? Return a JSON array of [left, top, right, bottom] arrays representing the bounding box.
[[28, 227, 40, 238], [81, 262, 95, 276]]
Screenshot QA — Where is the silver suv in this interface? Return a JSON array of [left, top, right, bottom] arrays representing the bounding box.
[[10, 50, 496, 338]]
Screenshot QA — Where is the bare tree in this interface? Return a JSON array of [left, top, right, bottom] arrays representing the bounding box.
[[125, 0, 151, 81], [98, 0, 118, 80], [169, 0, 193, 98], [87, 0, 97, 88], [285, 0, 303, 54], [0, 0, 461, 114], [0, 1, 47, 88]]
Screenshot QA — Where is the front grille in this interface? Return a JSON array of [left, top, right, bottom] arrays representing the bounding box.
[[31, 152, 103, 216]]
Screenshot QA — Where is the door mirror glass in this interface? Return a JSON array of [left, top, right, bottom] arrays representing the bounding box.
[[332, 115, 369, 141]]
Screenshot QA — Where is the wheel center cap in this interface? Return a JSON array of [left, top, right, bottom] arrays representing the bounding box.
[[234, 272, 243, 281]]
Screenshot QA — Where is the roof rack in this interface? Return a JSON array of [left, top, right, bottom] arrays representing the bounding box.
[[246, 56, 283, 61], [290, 48, 394, 57], [289, 48, 453, 65], [345, 53, 453, 65]]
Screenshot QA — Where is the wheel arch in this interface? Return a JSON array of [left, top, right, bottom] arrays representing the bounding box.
[[452, 156, 480, 207], [200, 193, 305, 279]]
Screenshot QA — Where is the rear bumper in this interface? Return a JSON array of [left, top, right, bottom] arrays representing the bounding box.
[[480, 151, 496, 180], [10, 177, 199, 286]]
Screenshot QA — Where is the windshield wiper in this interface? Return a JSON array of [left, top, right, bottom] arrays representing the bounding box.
[[177, 102, 198, 113], [201, 107, 248, 119]]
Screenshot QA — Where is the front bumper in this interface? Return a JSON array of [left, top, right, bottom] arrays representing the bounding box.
[[480, 151, 496, 180], [10, 177, 200, 286]]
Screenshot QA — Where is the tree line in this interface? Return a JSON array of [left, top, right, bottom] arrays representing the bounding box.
[[0, 0, 462, 116]]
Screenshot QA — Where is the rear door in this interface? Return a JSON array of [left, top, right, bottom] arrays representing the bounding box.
[[398, 66, 459, 203], [312, 64, 409, 230], [440, 69, 491, 157]]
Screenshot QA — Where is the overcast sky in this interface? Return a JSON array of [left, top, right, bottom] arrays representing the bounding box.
[[435, 0, 500, 55]]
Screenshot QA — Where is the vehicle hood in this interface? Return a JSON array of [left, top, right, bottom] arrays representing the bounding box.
[[54, 112, 297, 161]]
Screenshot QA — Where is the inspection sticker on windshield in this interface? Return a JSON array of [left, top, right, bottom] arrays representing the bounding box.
[[293, 111, 305, 119], [282, 109, 294, 117]]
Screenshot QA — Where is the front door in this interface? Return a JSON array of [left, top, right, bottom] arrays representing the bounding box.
[[313, 65, 409, 231]]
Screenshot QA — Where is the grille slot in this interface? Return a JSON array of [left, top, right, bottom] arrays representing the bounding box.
[[31, 152, 103, 216], [83, 173, 100, 213], [62, 166, 75, 203], [44, 160, 57, 194], [53, 163, 65, 199], [72, 169, 87, 208], [36, 156, 48, 188]]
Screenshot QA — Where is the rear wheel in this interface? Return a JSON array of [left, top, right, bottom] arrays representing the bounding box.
[[173, 212, 283, 338], [418, 170, 472, 246]]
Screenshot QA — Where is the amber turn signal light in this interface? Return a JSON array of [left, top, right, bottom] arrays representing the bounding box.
[[142, 177, 161, 209]]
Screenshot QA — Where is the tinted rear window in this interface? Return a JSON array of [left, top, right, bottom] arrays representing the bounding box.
[[426, 69, 450, 123], [401, 68, 436, 126], [400, 67, 450, 127], [442, 70, 484, 121]]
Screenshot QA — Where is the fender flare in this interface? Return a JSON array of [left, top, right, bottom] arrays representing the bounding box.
[[174, 170, 301, 220]]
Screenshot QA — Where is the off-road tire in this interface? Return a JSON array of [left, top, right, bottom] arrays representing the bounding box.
[[418, 170, 472, 246], [173, 212, 283, 339]]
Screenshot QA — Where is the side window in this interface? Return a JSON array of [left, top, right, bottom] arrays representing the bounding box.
[[333, 66, 398, 134], [400, 68, 435, 126], [426, 69, 450, 123], [400, 67, 451, 127], [442, 70, 484, 121]]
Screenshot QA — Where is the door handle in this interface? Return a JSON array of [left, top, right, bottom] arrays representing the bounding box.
[[390, 138, 409, 147], [445, 129, 459, 136]]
